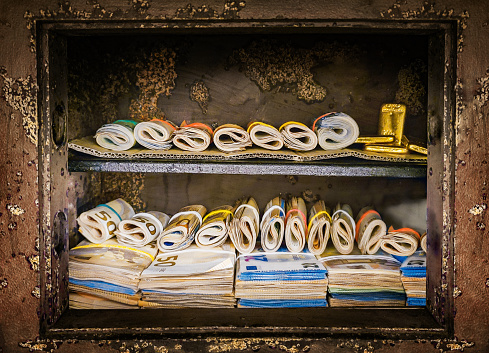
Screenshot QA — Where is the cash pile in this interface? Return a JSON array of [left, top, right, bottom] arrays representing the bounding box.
[[400, 249, 426, 306], [318, 246, 405, 307], [235, 250, 328, 308], [138, 243, 236, 308], [68, 238, 158, 309]]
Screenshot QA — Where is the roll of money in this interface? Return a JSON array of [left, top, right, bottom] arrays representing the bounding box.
[[260, 197, 285, 252], [213, 124, 252, 153], [157, 205, 207, 252], [134, 119, 177, 150], [95, 120, 137, 151], [307, 200, 332, 255], [229, 197, 260, 254], [248, 122, 284, 150], [279, 121, 318, 151], [195, 205, 234, 248], [420, 232, 427, 252], [77, 199, 135, 243], [312, 112, 360, 150], [355, 207, 387, 255], [331, 204, 355, 254], [284, 196, 308, 252], [115, 211, 170, 247], [381, 226, 420, 257], [172, 122, 213, 152]]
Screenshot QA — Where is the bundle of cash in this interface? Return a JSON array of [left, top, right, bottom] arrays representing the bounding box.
[[133, 119, 177, 150], [247, 122, 284, 150], [330, 204, 356, 254], [213, 124, 252, 152], [279, 121, 318, 151], [68, 238, 158, 309], [284, 197, 308, 252], [307, 200, 332, 255], [235, 250, 328, 308], [355, 207, 387, 255], [95, 120, 137, 151], [312, 112, 360, 150], [172, 122, 213, 152], [260, 197, 285, 252], [195, 205, 234, 248], [69, 292, 140, 309], [229, 197, 260, 254], [77, 198, 135, 243], [138, 243, 236, 308], [114, 211, 170, 247], [318, 245, 405, 307], [381, 226, 420, 257], [157, 205, 207, 252], [400, 249, 426, 306], [420, 232, 427, 252]]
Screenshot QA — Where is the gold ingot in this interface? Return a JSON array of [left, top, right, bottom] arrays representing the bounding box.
[[355, 136, 395, 144], [364, 144, 409, 154], [378, 103, 406, 146], [402, 135, 428, 155]]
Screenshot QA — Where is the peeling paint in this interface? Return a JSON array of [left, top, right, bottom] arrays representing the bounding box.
[[453, 286, 462, 298], [468, 203, 486, 215], [27, 254, 40, 272], [473, 68, 489, 119], [174, 0, 246, 20], [102, 173, 146, 212], [0, 278, 7, 289], [7, 203, 26, 215], [431, 338, 475, 352], [189, 80, 210, 114], [31, 286, 40, 298], [19, 339, 61, 352], [395, 60, 427, 116]]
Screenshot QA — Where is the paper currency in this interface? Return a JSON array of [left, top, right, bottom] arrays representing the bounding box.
[[331, 204, 355, 254], [247, 122, 284, 150], [77, 198, 135, 243], [284, 197, 308, 252], [172, 122, 213, 152], [195, 205, 234, 248], [133, 119, 177, 150], [95, 120, 137, 151], [355, 207, 387, 255], [213, 124, 252, 152], [229, 197, 260, 254], [312, 112, 360, 150], [400, 249, 426, 306], [279, 121, 318, 151], [114, 211, 170, 247], [420, 232, 427, 252], [69, 292, 140, 309], [157, 205, 207, 252], [260, 197, 285, 252], [307, 200, 332, 255], [381, 226, 420, 257]]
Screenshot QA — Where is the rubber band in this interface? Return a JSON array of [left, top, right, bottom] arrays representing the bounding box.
[[260, 205, 285, 229], [71, 243, 155, 261], [312, 112, 337, 131], [113, 119, 137, 127], [355, 209, 381, 242], [285, 208, 308, 233], [150, 119, 177, 131], [307, 210, 332, 231], [332, 209, 356, 239], [96, 203, 122, 222], [247, 121, 278, 134], [279, 121, 308, 132], [387, 226, 421, 240], [131, 212, 163, 231], [203, 209, 234, 223], [169, 211, 203, 226], [181, 122, 214, 137]]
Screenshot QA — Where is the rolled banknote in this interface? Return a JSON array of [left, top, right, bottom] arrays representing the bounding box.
[[247, 122, 284, 151], [133, 119, 177, 150], [114, 211, 170, 247], [355, 206, 387, 255], [95, 120, 138, 151], [229, 197, 260, 254], [331, 204, 355, 254], [279, 121, 318, 151], [312, 112, 360, 150], [420, 232, 427, 252], [307, 200, 332, 255], [381, 226, 420, 257], [77, 198, 135, 243], [284, 196, 308, 252], [172, 121, 213, 152], [157, 205, 207, 252], [195, 205, 234, 248], [213, 124, 252, 153], [260, 197, 286, 252]]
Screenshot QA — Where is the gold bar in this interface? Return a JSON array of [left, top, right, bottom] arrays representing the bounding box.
[[402, 135, 428, 155], [378, 103, 406, 146], [355, 136, 395, 144], [364, 144, 409, 154]]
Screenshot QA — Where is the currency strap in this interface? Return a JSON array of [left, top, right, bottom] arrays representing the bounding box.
[[150, 118, 177, 131], [203, 209, 234, 223], [387, 226, 421, 240], [355, 209, 381, 242], [169, 211, 203, 226], [247, 121, 278, 134], [278, 121, 309, 132], [71, 243, 155, 261], [285, 209, 308, 233], [307, 210, 332, 231], [181, 122, 214, 137], [332, 209, 356, 239], [113, 119, 138, 128], [311, 112, 337, 131], [97, 203, 122, 222], [260, 205, 285, 229]]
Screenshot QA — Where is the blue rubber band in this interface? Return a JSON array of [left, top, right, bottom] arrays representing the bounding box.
[[97, 203, 122, 222]]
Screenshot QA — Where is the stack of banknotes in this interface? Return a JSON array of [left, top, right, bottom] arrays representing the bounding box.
[[318, 245, 405, 307], [235, 249, 328, 308], [399, 249, 427, 306], [138, 243, 237, 308]]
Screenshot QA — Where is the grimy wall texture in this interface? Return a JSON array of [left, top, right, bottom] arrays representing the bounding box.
[[0, 0, 488, 352]]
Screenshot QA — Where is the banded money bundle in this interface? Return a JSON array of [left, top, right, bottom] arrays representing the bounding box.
[[134, 119, 177, 150], [400, 249, 426, 306], [213, 124, 252, 152], [307, 200, 332, 255], [95, 120, 137, 151], [383, 226, 420, 257], [312, 112, 360, 150], [284, 197, 308, 252], [355, 207, 387, 255], [172, 122, 213, 152], [195, 205, 234, 248], [279, 121, 318, 151], [247, 122, 284, 150], [114, 211, 170, 247], [331, 204, 356, 254], [229, 197, 260, 254], [259, 197, 285, 252]]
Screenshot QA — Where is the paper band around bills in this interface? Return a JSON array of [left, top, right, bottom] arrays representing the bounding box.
[[248, 122, 284, 151], [307, 204, 332, 256], [279, 121, 318, 151], [260, 202, 285, 252], [229, 199, 260, 254], [195, 206, 234, 248], [284, 207, 308, 253], [312, 112, 360, 150], [381, 227, 420, 257], [95, 120, 137, 151], [172, 123, 213, 152], [134, 119, 176, 150], [213, 124, 252, 153], [77, 198, 135, 244], [331, 208, 356, 254], [115, 211, 170, 247], [355, 209, 387, 255]]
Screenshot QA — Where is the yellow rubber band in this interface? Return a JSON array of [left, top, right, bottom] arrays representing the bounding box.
[[247, 122, 278, 134], [307, 210, 332, 230], [71, 243, 155, 261], [279, 121, 308, 131], [203, 209, 234, 223]]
